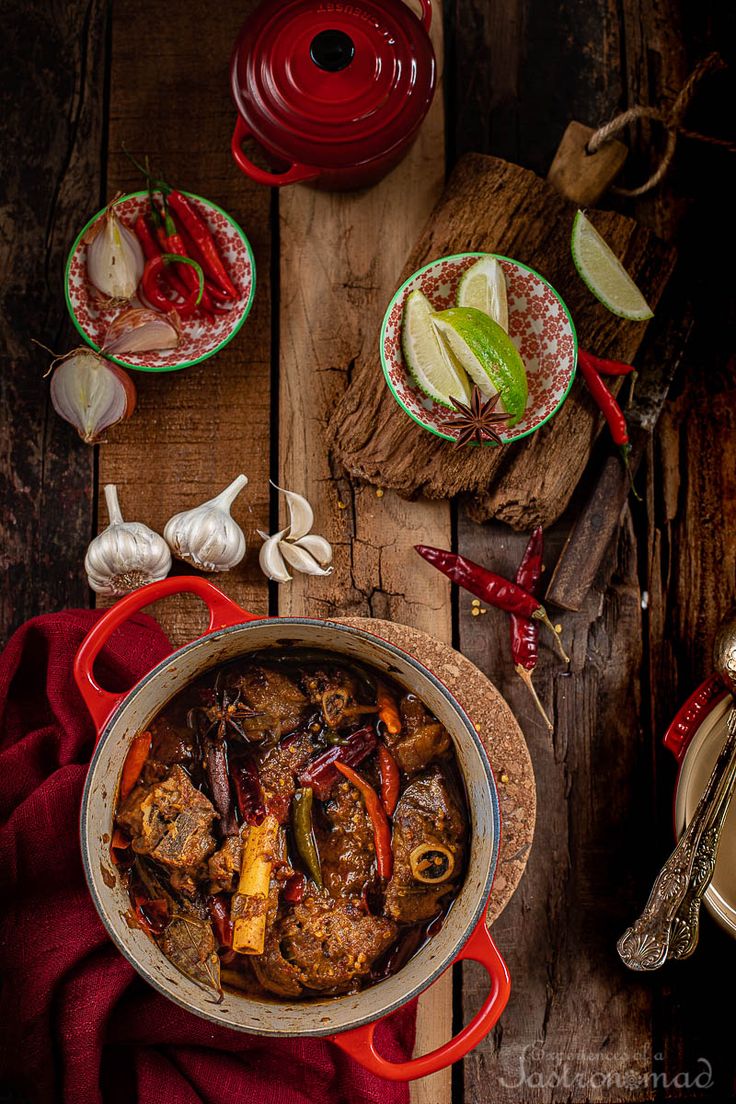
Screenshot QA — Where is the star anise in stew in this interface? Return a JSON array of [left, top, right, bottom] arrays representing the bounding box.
[[187, 679, 264, 743], [438, 386, 510, 450]]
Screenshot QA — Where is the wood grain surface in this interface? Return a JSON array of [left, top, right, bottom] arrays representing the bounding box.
[[97, 0, 272, 644], [3, 0, 736, 1102], [328, 153, 676, 528]]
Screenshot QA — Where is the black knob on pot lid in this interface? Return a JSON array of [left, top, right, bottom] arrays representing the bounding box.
[[310, 29, 355, 72]]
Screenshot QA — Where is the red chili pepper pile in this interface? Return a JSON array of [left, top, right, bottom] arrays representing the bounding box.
[[126, 155, 240, 323]]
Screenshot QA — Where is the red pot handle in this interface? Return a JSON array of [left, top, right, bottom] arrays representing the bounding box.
[[415, 0, 432, 30], [662, 673, 728, 763], [329, 911, 509, 1081], [73, 576, 260, 734], [231, 117, 321, 188]]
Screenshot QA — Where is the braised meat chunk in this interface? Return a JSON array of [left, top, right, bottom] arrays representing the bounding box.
[[385, 767, 465, 925], [117, 764, 216, 879], [258, 727, 314, 823], [255, 891, 397, 997], [385, 695, 451, 776], [317, 780, 376, 901], [208, 834, 244, 893], [301, 667, 377, 730], [236, 665, 308, 740]]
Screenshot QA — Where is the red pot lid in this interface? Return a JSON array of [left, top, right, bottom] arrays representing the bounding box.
[[230, 0, 436, 170]]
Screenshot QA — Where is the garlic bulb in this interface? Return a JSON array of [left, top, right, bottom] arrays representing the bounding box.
[[164, 475, 248, 572], [86, 203, 144, 301], [85, 484, 171, 595], [257, 486, 333, 583]]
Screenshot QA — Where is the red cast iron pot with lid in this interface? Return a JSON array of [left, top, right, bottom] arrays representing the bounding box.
[[75, 576, 511, 1081], [229, 0, 436, 190]]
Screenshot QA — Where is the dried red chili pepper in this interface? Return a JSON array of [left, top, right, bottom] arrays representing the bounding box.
[[282, 872, 306, 904], [207, 894, 234, 948], [377, 744, 400, 816], [578, 349, 641, 500], [415, 545, 569, 662], [297, 724, 377, 800], [335, 762, 393, 880], [133, 893, 169, 936], [509, 527, 553, 730], [232, 758, 266, 826]]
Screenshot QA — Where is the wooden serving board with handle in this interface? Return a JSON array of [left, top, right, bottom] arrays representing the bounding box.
[[328, 146, 677, 530]]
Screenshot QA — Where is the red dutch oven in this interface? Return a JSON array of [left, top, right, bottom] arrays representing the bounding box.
[[663, 674, 736, 938], [229, 0, 436, 190], [75, 577, 511, 1081]]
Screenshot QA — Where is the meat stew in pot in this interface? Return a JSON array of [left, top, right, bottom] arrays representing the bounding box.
[[112, 649, 469, 1000]]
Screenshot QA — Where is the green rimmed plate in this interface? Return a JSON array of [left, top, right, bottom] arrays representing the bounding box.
[[380, 252, 577, 444], [65, 191, 256, 373]]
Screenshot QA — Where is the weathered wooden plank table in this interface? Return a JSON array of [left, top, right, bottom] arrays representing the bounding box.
[[2, 1, 735, 1101]]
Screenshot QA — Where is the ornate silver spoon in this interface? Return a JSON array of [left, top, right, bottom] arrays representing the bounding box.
[[617, 614, 736, 971]]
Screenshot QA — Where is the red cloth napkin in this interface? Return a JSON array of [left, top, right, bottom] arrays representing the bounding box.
[[0, 610, 416, 1104]]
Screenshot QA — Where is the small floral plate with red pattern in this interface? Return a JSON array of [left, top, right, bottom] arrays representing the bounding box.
[[381, 252, 577, 444], [65, 191, 256, 373]]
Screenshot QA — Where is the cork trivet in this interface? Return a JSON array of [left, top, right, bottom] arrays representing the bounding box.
[[338, 617, 536, 925]]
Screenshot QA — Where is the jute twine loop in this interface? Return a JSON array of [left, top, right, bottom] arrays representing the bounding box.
[[586, 52, 734, 197]]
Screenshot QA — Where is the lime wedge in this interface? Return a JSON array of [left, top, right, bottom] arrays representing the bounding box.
[[401, 290, 471, 407], [432, 306, 528, 425], [457, 256, 509, 331], [571, 210, 653, 321]]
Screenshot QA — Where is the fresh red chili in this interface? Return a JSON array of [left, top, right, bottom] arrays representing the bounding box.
[[335, 762, 393, 880], [207, 894, 234, 948], [377, 744, 400, 816], [578, 350, 640, 499], [134, 212, 191, 304], [297, 724, 377, 800], [167, 190, 239, 300], [509, 527, 553, 730], [579, 348, 635, 376], [141, 253, 203, 318], [415, 545, 569, 662]]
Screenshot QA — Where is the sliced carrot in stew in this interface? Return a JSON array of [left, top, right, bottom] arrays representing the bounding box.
[[119, 731, 152, 803]]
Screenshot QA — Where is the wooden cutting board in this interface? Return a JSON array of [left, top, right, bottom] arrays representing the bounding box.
[[328, 152, 677, 530]]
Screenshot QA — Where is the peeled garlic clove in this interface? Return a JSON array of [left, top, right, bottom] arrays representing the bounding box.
[[164, 475, 248, 572], [86, 203, 145, 301], [279, 540, 333, 577], [292, 533, 333, 568], [257, 529, 292, 583], [271, 483, 314, 541], [103, 307, 181, 355], [49, 348, 137, 443], [85, 484, 171, 596]]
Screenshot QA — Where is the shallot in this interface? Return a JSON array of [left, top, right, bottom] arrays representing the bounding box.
[[86, 202, 144, 301], [103, 307, 181, 355], [49, 348, 136, 443]]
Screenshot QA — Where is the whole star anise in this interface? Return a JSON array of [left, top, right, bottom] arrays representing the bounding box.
[[438, 386, 510, 450], [187, 675, 264, 743]]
